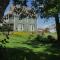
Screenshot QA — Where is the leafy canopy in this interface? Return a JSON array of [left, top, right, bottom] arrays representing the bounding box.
[[35, 0, 60, 16]]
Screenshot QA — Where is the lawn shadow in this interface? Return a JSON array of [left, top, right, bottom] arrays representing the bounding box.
[[23, 35, 56, 48], [0, 46, 60, 60], [0, 34, 60, 60]]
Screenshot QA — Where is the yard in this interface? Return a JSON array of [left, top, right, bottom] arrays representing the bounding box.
[[0, 32, 60, 60]]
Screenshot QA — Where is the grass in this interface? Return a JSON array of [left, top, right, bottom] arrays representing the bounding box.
[[0, 32, 57, 52], [44, 32, 57, 39], [0, 32, 60, 60]]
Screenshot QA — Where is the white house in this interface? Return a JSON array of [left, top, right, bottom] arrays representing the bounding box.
[[3, 4, 37, 32]]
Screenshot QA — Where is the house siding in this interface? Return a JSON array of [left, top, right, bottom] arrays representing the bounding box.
[[3, 14, 37, 32]]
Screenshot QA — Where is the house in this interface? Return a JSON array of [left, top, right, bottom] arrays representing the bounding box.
[[3, 4, 37, 32]]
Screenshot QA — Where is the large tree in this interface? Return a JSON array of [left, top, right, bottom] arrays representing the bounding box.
[[32, 0, 60, 41], [0, 0, 9, 40], [44, 0, 60, 41], [13, 0, 36, 18], [0, 0, 9, 22]]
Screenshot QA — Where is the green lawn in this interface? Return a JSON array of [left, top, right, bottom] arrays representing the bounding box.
[[0, 32, 60, 60], [0, 32, 58, 52], [1, 33, 45, 52], [44, 32, 57, 39]]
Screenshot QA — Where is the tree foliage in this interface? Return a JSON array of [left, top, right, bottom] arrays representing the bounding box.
[[14, 6, 36, 19], [0, 0, 9, 22], [12, 0, 36, 19], [34, 0, 60, 16], [34, 0, 60, 41]]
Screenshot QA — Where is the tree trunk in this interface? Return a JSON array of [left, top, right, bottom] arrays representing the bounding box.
[[0, 0, 9, 22], [55, 14, 60, 41]]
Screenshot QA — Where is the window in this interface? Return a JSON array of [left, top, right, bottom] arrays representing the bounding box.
[[18, 24, 24, 31], [30, 24, 34, 31]]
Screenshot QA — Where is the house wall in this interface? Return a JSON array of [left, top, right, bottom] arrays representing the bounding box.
[[4, 14, 37, 32], [12, 14, 37, 32]]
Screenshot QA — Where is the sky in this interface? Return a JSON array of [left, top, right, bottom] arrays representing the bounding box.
[[4, 0, 56, 29]]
